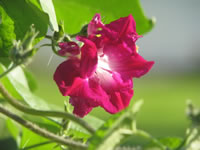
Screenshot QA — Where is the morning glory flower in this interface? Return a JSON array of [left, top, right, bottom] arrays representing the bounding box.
[[54, 14, 154, 117]]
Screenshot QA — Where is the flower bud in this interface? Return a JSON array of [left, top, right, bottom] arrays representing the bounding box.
[[10, 25, 38, 65], [22, 24, 38, 51]]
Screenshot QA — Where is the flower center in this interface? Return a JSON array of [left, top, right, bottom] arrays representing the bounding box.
[[95, 54, 113, 83], [97, 54, 111, 73]]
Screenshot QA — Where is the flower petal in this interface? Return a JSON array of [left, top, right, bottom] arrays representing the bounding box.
[[67, 77, 109, 117], [109, 53, 154, 79], [106, 15, 137, 38], [87, 14, 118, 49], [77, 36, 98, 78], [69, 97, 93, 118], [88, 13, 104, 36], [53, 59, 80, 96], [102, 41, 154, 79], [95, 69, 134, 113], [108, 89, 133, 112]]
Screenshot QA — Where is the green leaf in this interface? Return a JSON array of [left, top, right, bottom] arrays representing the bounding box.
[[53, 0, 155, 35], [0, 0, 49, 40], [83, 114, 105, 130], [2, 64, 50, 110], [65, 115, 104, 142], [66, 122, 91, 142], [23, 69, 38, 92], [7, 76, 50, 110], [0, 5, 15, 63], [144, 137, 183, 150], [159, 137, 183, 150], [0, 63, 50, 111], [0, 64, 26, 100], [39, 0, 58, 31], [7, 119, 61, 150]]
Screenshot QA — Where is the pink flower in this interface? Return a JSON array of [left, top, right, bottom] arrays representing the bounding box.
[[54, 14, 154, 117]]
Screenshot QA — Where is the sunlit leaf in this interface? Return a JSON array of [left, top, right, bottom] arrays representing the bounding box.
[[23, 69, 38, 92], [53, 0, 155, 35], [0, 64, 26, 100], [7, 77, 50, 110], [39, 0, 58, 31], [0, 63, 50, 111], [0, 0, 49, 40]]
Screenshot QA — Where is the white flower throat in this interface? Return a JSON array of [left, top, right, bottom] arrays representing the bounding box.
[[97, 55, 111, 73]]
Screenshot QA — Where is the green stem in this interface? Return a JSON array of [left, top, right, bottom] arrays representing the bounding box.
[[45, 35, 60, 56], [0, 64, 17, 79], [136, 130, 167, 150], [51, 39, 60, 56], [0, 82, 95, 134], [0, 105, 88, 149], [38, 44, 52, 49]]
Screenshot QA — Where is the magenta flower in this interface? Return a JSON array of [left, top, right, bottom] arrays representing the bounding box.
[[54, 14, 154, 117]]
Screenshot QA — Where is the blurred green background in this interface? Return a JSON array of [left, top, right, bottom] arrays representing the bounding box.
[[0, 0, 200, 148]]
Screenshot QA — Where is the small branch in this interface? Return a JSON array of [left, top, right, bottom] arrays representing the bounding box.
[[0, 82, 95, 134], [0, 64, 17, 79], [0, 105, 88, 149], [37, 44, 52, 49], [45, 35, 52, 39], [136, 130, 167, 150]]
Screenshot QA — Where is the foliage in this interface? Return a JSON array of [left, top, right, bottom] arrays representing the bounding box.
[[0, 5, 15, 64], [53, 0, 155, 35]]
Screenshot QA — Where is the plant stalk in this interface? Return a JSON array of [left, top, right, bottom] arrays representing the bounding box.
[[0, 104, 88, 149], [0, 82, 95, 134]]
